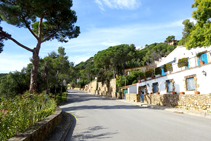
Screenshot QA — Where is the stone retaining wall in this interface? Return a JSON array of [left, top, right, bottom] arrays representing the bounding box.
[[97, 79, 117, 98], [126, 93, 140, 103], [144, 94, 211, 112], [8, 107, 62, 141]]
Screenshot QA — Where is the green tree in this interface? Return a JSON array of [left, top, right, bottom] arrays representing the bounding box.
[[0, 0, 80, 92], [186, 0, 211, 48], [178, 19, 195, 45], [165, 35, 175, 43]]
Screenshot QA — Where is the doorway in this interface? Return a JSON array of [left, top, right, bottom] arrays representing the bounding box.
[[138, 85, 146, 103]]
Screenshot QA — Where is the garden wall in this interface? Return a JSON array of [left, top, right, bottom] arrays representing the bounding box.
[[144, 94, 211, 112], [96, 78, 117, 98], [8, 107, 62, 141], [126, 93, 140, 102]]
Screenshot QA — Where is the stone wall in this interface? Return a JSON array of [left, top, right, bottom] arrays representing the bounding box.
[[87, 79, 97, 94], [8, 107, 62, 141], [126, 93, 140, 103], [97, 78, 117, 98], [144, 94, 211, 112]]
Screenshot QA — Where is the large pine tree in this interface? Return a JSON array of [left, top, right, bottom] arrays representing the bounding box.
[[0, 0, 80, 91]]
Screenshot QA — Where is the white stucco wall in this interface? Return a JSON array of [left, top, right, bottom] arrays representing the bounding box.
[[134, 63, 211, 94], [158, 46, 211, 69], [128, 85, 137, 94]]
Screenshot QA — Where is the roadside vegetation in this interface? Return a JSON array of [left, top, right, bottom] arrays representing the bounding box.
[[0, 91, 57, 141], [0, 47, 69, 140]]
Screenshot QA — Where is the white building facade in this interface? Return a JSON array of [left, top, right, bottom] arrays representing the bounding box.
[[128, 46, 211, 95]]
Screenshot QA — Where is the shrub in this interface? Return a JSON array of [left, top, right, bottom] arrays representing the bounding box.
[[0, 91, 57, 141], [132, 80, 137, 84], [178, 58, 188, 68], [164, 63, 173, 72], [55, 92, 67, 105], [140, 72, 145, 79], [145, 68, 154, 78], [155, 67, 162, 75]]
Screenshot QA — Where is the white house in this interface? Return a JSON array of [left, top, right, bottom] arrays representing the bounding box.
[[128, 46, 211, 95]]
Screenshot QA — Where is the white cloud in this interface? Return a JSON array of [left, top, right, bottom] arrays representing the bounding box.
[[94, 0, 105, 11], [95, 0, 141, 10]]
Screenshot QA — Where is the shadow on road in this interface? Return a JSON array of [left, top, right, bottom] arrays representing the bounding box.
[[62, 104, 148, 111], [71, 126, 118, 141], [65, 90, 168, 111]]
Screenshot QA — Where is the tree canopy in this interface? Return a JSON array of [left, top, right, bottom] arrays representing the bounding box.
[[0, 0, 80, 91], [178, 19, 195, 46], [0, 47, 72, 98], [165, 35, 175, 43], [185, 0, 211, 48]]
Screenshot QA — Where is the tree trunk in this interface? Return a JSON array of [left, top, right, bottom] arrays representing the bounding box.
[[122, 63, 125, 75], [113, 68, 116, 78], [29, 44, 40, 92]]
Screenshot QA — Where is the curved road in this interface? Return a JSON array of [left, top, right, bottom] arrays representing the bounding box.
[[60, 89, 211, 141]]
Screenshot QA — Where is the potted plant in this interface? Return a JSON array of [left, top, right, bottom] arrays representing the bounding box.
[[172, 92, 177, 94], [178, 58, 188, 69], [146, 93, 149, 95], [165, 63, 173, 73], [155, 67, 162, 77], [150, 92, 152, 94], [156, 92, 160, 95], [180, 92, 185, 94], [145, 68, 154, 80], [194, 91, 200, 94]]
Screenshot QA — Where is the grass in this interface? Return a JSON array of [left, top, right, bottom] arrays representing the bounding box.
[[0, 91, 57, 141]]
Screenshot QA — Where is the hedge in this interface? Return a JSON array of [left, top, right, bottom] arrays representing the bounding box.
[[164, 63, 173, 72], [145, 68, 154, 78], [155, 67, 162, 75], [178, 58, 188, 68]]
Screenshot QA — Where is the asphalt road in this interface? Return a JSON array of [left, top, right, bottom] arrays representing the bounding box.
[[60, 89, 211, 141]]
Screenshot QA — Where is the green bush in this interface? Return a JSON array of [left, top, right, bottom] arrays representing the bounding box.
[[54, 92, 67, 105], [155, 67, 162, 75], [132, 80, 137, 84], [0, 91, 57, 141], [164, 63, 173, 72], [145, 68, 154, 78], [140, 72, 145, 79], [178, 58, 188, 68]]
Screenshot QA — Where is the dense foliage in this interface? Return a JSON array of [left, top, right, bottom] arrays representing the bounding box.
[[178, 0, 211, 49], [145, 68, 154, 78], [155, 67, 162, 75], [0, 91, 57, 141], [0, 47, 69, 98], [0, 73, 7, 78]]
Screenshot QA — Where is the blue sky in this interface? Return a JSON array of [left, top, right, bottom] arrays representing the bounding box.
[[0, 0, 195, 73]]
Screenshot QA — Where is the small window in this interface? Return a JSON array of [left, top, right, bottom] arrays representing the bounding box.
[[186, 77, 195, 91], [153, 83, 158, 93], [168, 81, 173, 92]]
